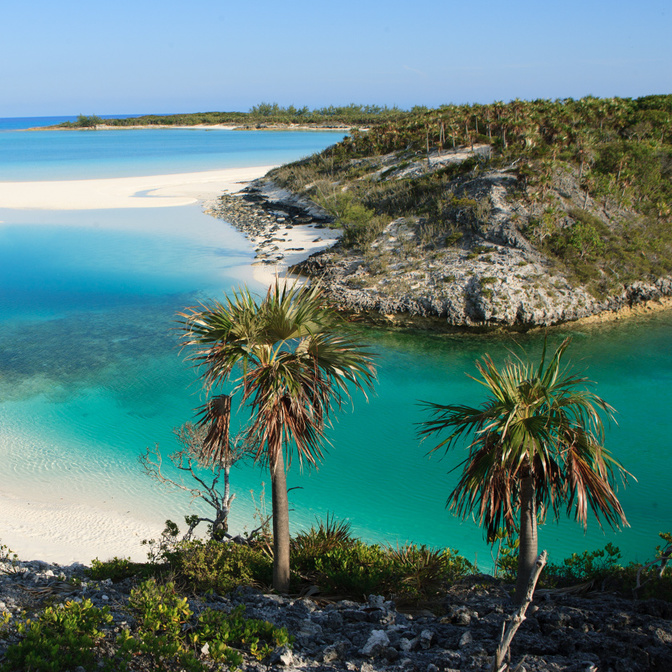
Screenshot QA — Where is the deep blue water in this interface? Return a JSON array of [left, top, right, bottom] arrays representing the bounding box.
[[0, 120, 670, 568]]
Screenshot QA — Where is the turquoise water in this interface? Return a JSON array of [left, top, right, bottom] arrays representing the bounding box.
[[0, 123, 670, 569], [0, 126, 346, 180]]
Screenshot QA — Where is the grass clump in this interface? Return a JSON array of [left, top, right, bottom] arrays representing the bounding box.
[[290, 516, 472, 600]]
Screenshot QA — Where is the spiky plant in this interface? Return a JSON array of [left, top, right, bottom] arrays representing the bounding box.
[[420, 337, 630, 602], [179, 280, 376, 592]]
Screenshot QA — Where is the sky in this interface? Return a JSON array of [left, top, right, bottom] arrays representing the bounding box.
[[1, 0, 670, 117]]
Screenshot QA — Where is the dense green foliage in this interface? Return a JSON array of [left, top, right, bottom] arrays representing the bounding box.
[[1, 599, 113, 672], [269, 95, 672, 296], [0, 578, 292, 672], [69, 114, 103, 128], [496, 533, 672, 601], [58, 103, 408, 128]]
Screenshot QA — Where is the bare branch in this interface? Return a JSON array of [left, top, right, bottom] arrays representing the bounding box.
[[140, 421, 258, 541], [492, 550, 547, 672]]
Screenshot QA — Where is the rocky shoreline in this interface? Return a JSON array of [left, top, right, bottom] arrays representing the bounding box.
[[2, 557, 671, 671], [206, 167, 672, 331], [205, 179, 341, 280]]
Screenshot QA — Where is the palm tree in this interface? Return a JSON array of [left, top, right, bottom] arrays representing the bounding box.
[[420, 338, 629, 603], [179, 280, 376, 592]]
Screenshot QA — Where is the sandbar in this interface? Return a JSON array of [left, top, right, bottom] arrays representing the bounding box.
[[0, 166, 276, 210]]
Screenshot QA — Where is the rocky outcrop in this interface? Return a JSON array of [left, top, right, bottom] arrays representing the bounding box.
[[2, 559, 672, 671], [207, 165, 672, 330]]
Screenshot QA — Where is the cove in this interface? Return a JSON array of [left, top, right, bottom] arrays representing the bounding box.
[[1, 208, 669, 568], [0, 124, 670, 569]]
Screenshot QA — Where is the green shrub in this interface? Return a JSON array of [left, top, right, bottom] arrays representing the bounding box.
[[310, 541, 392, 597], [545, 543, 623, 586], [128, 579, 192, 642], [88, 556, 148, 582], [1, 599, 113, 672], [290, 518, 471, 600], [194, 605, 292, 663], [167, 540, 273, 593]]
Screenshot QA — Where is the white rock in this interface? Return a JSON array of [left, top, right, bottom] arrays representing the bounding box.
[[459, 631, 473, 647], [361, 629, 390, 657]]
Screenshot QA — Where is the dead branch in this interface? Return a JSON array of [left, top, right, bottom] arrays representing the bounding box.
[[140, 422, 258, 541], [634, 536, 672, 598], [492, 550, 547, 672]]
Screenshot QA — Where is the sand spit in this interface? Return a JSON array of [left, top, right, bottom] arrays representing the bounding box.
[[0, 166, 276, 211]]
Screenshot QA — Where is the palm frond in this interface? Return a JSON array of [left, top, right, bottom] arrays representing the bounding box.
[[420, 337, 629, 541]]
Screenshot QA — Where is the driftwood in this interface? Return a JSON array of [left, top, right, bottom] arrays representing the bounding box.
[[492, 550, 548, 672], [634, 535, 672, 598]]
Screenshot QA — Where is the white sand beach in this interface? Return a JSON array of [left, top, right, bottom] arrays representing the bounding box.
[[0, 166, 276, 210], [0, 164, 339, 565], [0, 492, 157, 564], [248, 223, 340, 287]]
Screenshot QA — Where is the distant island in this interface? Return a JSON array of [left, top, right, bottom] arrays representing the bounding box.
[[203, 95, 672, 330], [55, 104, 405, 130]]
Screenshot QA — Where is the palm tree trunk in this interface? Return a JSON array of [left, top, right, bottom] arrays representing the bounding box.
[[270, 448, 291, 593], [514, 474, 538, 604]]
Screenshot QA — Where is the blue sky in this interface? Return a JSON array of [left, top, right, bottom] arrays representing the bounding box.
[[1, 0, 670, 117]]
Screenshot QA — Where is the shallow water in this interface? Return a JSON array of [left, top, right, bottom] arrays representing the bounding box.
[[0, 126, 346, 180], [0, 124, 670, 569]]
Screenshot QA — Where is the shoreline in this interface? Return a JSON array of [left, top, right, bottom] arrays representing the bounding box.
[[28, 123, 355, 133], [0, 162, 339, 564], [331, 294, 672, 333], [0, 166, 277, 210]]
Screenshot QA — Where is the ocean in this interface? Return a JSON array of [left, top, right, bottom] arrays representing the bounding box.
[[0, 117, 670, 569]]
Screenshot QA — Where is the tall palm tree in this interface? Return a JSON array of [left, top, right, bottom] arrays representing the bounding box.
[[179, 280, 376, 592], [420, 338, 629, 603]]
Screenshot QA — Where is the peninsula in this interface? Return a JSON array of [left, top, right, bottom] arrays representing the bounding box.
[[207, 95, 672, 329]]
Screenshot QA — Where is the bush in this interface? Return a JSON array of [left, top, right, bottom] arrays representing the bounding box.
[[166, 540, 273, 593], [118, 577, 291, 670], [1, 599, 113, 672], [291, 517, 471, 600], [195, 605, 292, 663], [88, 556, 149, 582], [544, 543, 623, 587]]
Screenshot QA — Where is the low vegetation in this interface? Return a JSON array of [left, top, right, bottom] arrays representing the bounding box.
[[1, 527, 671, 671], [57, 103, 409, 129], [0, 573, 291, 672], [267, 95, 672, 298]]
